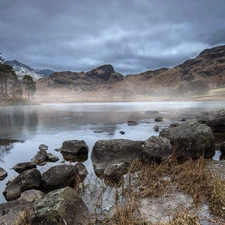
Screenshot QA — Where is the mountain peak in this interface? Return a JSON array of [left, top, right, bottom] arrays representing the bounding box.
[[86, 64, 117, 81]]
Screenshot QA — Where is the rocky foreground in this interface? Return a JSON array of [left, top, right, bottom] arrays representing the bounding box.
[[0, 109, 225, 224]]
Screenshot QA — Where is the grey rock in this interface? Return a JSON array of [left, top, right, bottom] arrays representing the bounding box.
[[153, 125, 159, 132], [160, 120, 215, 160], [91, 139, 143, 177], [41, 164, 87, 190], [3, 168, 41, 201], [31, 149, 48, 165], [6, 175, 17, 185], [31, 186, 91, 225], [104, 162, 129, 177], [46, 153, 59, 162], [0, 167, 7, 181], [39, 144, 48, 151], [127, 120, 139, 126], [11, 161, 36, 174], [142, 136, 173, 163], [19, 189, 45, 202], [0, 200, 33, 225], [59, 140, 89, 161], [206, 109, 225, 132], [154, 117, 163, 122], [74, 162, 88, 182]]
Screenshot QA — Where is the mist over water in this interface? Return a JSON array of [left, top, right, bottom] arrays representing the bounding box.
[[0, 101, 224, 203]]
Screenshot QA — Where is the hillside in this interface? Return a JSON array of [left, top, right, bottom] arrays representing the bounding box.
[[35, 45, 225, 102], [4, 60, 54, 81]]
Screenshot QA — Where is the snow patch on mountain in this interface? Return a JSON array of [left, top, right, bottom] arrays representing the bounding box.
[[4, 60, 54, 81]]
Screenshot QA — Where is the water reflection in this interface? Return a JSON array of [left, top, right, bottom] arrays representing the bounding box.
[[0, 107, 39, 139], [0, 138, 24, 163]]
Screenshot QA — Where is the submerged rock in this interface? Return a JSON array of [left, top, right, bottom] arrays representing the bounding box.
[[154, 117, 163, 122], [160, 121, 215, 160], [127, 121, 139, 126], [31, 186, 91, 225]]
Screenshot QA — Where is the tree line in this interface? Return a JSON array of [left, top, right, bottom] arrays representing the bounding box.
[[0, 53, 36, 101]]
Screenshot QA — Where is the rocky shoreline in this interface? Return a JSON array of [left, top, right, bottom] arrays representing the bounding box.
[[0, 109, 225, 224]]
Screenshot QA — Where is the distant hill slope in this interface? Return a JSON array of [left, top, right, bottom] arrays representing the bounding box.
[[4, 60, 54, 81], [116, 45, 225, 97], [35, 45, 225, 102]]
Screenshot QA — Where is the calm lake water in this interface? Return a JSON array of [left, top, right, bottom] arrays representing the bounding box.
[[0, 101, 225, 203]]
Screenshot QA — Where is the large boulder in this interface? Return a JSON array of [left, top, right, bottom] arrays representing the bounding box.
[[31, 186, 91, 225], [159, 121, 215, 160], [91, 139, 144, 177], [0, 200, 33, 224], [59, 140, 89, 161], [142, 136, 173, 163], [3, 168, 41, 201], [206, 109, 225, 133], [41, 163, 87, 190]]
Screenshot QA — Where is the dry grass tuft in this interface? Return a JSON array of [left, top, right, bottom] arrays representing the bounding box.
[[171, 156, 212, 205], [164, 210, 201, 225], [14, 209, 32, 225], [209, 178, 225, 218]]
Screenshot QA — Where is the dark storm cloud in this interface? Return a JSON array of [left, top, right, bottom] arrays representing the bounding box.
[[1, 0, 225, 74]]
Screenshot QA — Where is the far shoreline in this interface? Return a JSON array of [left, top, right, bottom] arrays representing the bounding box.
[[0, 92, 225, 106]]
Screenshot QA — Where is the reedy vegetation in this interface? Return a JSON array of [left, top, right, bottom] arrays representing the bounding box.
[[15, 156, 225, 225]]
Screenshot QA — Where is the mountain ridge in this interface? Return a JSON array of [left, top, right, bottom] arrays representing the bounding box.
[[4, 45, 225, 102], [35, 45, 225, 102]]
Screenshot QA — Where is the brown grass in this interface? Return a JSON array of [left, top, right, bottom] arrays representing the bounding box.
[[209, 178, 225, 218], [14, 209, 32, 225], [85, 156, 225, 224], [15, 156, 225, 224]]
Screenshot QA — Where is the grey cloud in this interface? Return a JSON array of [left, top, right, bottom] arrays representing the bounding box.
[[1, 0, 225, 74], [207, 29, 225, 46]]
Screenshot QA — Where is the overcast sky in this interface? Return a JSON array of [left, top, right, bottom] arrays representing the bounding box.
[[1, 0, 225, 75]]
